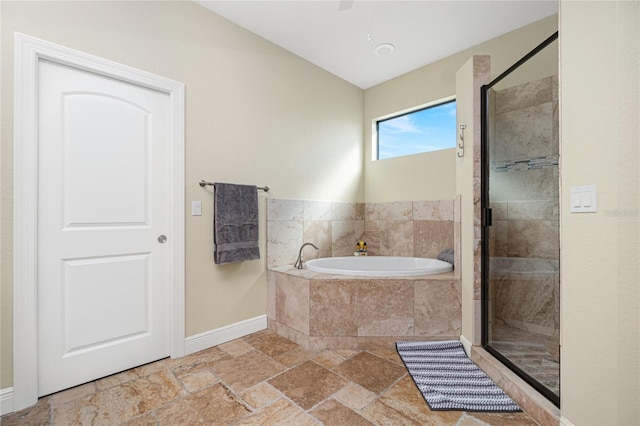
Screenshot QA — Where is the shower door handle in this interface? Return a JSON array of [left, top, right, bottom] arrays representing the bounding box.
[[483, 208, 492, 227]]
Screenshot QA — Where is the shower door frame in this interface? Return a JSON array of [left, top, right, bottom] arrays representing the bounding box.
[[480, 31, 560, 408]]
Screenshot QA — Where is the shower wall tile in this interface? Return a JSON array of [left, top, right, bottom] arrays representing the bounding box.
[[508, 201, 555, 221], [268, 198, 456, 266], [303, 220, 331, 259], [473, 241, 482, 301], [413, 221, 454, 258], [378, 201, 413, 221], [495, 76, 554, 115], [490, 168, 556, 202], [267, 199, 304, 221], [493, 273, 558, 335], [507, 220, 559, 260], [364, 203, 380, 221], [267, 220, 302, 267], [332, 220, 365, 257], [357, 280, 414, 336], [414, 280, 461, 337], [380, 221, 414, 257], [494, 103, 553, 162], [491, 202, 508, 220], [413, 200, 454, 221], [552, 100, 559, 157], [332, 202, 364, 221], [304, 200, 332, 221], [309, 280, 358, 337], [491, 220, 509, 257], [361, 221, 381, 256]]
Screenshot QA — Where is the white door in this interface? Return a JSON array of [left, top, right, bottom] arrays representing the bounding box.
[[37, 59, 172, 396]]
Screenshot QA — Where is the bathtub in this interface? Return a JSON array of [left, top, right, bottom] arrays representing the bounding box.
[[304, 256, 453, 277]]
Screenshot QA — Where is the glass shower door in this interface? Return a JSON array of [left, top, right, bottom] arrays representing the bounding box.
[[481, 33, 560, 406]]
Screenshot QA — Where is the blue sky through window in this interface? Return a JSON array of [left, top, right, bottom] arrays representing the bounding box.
[[377, 100, 456, 160]]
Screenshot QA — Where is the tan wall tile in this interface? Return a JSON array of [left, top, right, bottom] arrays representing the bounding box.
[[414, 280, 461, 337], [310, 280, 358, 337], [413, 220, 454, 258], [358, 280, 414, 336], [275, 273, 309, 334]]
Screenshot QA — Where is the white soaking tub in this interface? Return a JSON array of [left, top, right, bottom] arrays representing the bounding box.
[[304, 256, 453, 277]]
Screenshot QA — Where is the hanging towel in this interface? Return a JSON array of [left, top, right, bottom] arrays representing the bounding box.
[[213, 182, 260, 264], [437, 248, 455, 266]]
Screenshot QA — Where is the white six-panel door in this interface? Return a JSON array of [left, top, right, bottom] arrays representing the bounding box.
[[36, 59, 172, 396]]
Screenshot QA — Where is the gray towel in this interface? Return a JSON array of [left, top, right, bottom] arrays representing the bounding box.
[[213, 182, 260, 264], [437, 248, 454, 266]]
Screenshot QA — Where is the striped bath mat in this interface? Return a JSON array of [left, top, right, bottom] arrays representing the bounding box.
[[396, 340, 521, 412]]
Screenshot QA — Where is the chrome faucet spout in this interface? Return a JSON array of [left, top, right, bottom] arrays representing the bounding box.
[[294, 242, 320, 269]]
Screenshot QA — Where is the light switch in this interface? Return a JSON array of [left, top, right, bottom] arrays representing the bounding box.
[[570, 185, 597, 213], [571, 192, 581, 208], [192, 200, 202, 216]]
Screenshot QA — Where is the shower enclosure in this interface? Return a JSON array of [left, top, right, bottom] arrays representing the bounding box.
[[481, 33, 560, 406]]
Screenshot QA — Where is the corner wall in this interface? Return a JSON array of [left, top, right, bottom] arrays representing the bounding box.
[[363, 15, 558, 203], [0, 1, 363, 390], [559, 1, 640, 424]]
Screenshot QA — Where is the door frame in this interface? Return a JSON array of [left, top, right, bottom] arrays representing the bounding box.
[[13, 33, 185, 410]]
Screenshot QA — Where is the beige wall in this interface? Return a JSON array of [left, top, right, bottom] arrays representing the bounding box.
[[0, 1, 363, 389], [559, 1, 640, 424], [455, 55, 491, 350], [364, 15, 558, 203], [7, 4, 636, 422]]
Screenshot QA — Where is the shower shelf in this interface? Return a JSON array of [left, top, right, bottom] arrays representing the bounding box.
[[491, 155, 559, 172]]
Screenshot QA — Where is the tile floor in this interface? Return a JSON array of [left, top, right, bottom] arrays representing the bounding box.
[[491, 322, 560, 396], [1, 330, 539, 425]]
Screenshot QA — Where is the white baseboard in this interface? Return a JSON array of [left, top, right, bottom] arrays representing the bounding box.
[[459, 334, 473, 356], [184, 315, 267, 356], [1, 387, 14, 416], [560, 416, 575, 426], [1, 316, 267, 416]]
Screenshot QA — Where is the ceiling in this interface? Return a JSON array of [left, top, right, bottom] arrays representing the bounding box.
[[196, 0, 558, 89]]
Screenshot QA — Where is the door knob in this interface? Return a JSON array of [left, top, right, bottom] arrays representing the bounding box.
[[158, 235, 167, 243]]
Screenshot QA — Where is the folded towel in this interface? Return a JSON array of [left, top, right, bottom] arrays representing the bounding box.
[[213, 182, 260, 264], [437, 248, 454, 266]]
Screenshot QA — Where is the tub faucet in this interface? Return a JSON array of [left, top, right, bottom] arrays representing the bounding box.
[[294, 242, 320, 269]]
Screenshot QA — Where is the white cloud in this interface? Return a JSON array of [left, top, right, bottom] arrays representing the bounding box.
[[381, 115, 422, 134]]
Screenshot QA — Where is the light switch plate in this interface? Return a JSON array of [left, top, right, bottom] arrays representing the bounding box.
[[570, 185, 597, 213], [192, 200, 202, 216]]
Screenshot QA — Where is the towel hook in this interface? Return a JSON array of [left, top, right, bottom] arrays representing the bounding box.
[[457, 124, 467, 158]]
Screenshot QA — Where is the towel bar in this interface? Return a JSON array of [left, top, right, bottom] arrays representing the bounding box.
[[199, 180, 269, 192]]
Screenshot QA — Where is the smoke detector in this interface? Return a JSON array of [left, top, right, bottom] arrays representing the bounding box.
[[374, 43, 395, 56]]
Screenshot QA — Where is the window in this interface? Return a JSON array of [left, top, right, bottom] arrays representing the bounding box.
[[375, 99, 456, 160]]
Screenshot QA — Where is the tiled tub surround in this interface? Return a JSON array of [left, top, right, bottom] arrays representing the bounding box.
[[267, 198, 455, 268], [266, 267, 461, 350], [266, 198, 459, 350]]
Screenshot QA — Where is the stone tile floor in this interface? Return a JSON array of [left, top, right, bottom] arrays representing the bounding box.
[[1, 330, 539, 425], [490, 321, 560, 396]]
